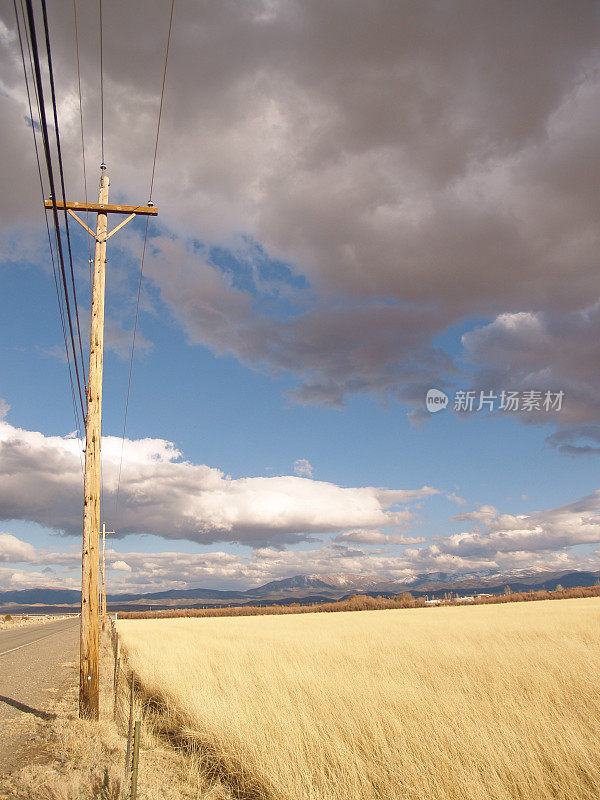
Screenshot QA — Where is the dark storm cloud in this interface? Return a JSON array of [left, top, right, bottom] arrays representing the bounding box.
[[2, 1, 600, 417]]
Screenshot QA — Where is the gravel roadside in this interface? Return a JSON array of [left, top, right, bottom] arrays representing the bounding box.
[[0, 617, 79, 775]]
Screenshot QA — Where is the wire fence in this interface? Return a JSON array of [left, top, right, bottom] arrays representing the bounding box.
[[108, 616, 141, 800]]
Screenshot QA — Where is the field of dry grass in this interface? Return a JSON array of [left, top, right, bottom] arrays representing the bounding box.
[[118, 597, 600, 800]]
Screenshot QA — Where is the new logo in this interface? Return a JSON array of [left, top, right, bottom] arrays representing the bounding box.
[[426, 388, 449, 413]]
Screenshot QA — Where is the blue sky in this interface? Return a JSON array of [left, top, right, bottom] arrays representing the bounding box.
[[1, 1, 600, 592]]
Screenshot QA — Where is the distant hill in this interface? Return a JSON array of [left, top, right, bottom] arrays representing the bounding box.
[[0, 587, 81, 605], [1, 569, 598, 613]]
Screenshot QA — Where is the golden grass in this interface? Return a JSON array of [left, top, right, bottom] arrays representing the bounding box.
[[118, 597, 600, 800]]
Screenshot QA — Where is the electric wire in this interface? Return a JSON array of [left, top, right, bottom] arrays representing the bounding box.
[[149, 0, 175, 201], [23, 0, 87, 424], [113, 216, 149, 524], [19, 0, 85, 463], [98, 0, 106, 527], [113, 0, 175, 525], [72, 0, 93, 290], [14, 0, 85, 472], [41, 0, 88, 393], [17, 0, 83, 445], [99, 0, 104, 165]]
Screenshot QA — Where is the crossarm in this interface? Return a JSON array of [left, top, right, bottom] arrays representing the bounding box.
[[44, 200, 158, 216]]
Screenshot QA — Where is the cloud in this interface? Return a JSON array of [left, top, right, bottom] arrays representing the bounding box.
[[2, 486, 600, 592], [422, 493, 600, 560], [0, 532, 36, 563], [546, 426, 600, 457], [3, 3, 600, 415], [0, 415, 434, 546], [293, 458, 313, 478], [0, 566, 79, 591], [452, 505, 498, 523], [143, 236, 454, 408], [4, 523, 600, 594], [333, 529, 425, 546], [446, 492, 466, 506], [463, 305, 600, 425], [2, 486, 599, 593]]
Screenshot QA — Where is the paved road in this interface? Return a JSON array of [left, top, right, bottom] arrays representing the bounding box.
[[0, 617, 78, 656], [0, 617, 79, 774]]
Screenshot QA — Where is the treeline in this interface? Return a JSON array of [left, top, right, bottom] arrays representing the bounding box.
[[473, 585, 600, 605], [118, 583, 600, 620]]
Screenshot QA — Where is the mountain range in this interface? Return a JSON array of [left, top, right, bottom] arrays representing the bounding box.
[[1, 569, 599, 613]]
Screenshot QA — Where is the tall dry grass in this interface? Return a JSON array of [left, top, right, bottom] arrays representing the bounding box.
[[118, 597, 600, 800]]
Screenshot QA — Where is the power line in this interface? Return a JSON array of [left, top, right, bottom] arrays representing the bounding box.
[[23, 0, 86, 421], [72, 0, 100, 516], [149, 0, 175, 202], [22, 0, 87, 425], [21, 0, 85, 457], [97, 0, 107, 535], [114, 0, 175, 524], [99, 0, 104, 165], [113, 215, 149, 523], [14, 0, 85, 466], [41, 0, 88, 392], [72, 0, 93, 289]]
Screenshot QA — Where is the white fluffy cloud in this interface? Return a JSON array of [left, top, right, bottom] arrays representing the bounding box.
[[0, 532, 36, 563], [0, 415, 435, 545], [0, 565, 79, 591], [415, 493, 600, 562], [333, 529, 425, 546], [452, 505, 498, 524], [2, 489, 600, 593]]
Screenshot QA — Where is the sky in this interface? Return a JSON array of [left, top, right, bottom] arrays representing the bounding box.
[[1, 0, 600, 593]]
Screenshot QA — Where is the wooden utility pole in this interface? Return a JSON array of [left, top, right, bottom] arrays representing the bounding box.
[[101, 522, 115, 632], [46, 168, 157, 720]]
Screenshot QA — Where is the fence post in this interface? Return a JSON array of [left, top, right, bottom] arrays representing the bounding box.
[[130, 721, 141, 800], [124, 671, 134, 783], [113, 655, 120, 721], [113, 632, 119, 677]]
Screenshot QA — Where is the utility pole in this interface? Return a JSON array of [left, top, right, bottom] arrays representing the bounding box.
[[101, 522, 115, 632], [46, 168, 157, 720]]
